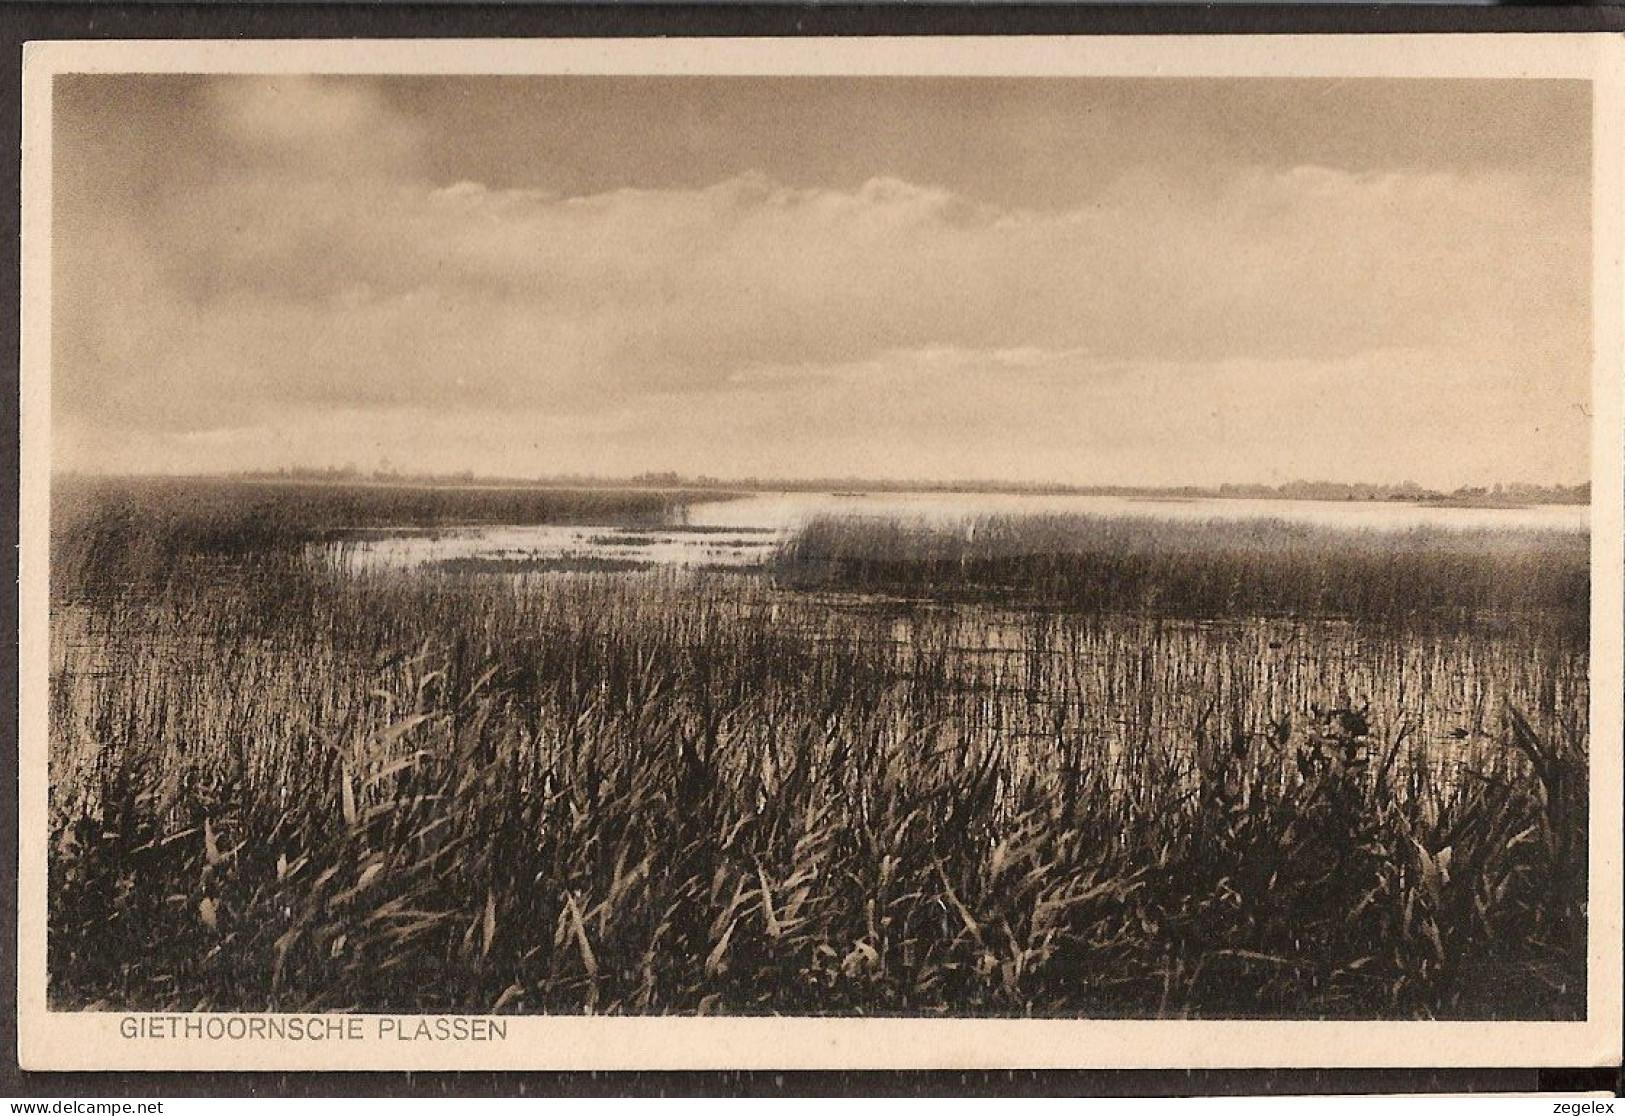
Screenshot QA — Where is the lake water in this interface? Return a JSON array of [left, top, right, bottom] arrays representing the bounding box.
[[331, 490, 1589, 573]]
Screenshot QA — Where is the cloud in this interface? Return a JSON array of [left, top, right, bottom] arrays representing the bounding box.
[[208, 76, 425, 170], [59, 344, 1589, 489], [66, 165, 1585, 399], [51, 77, 1590, 486]]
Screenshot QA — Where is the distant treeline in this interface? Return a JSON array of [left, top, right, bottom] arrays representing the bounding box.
[[107, 467, 1592, 506]]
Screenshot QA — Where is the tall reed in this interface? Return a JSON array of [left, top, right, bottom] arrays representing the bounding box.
[[47, 482, 1589, 1018]]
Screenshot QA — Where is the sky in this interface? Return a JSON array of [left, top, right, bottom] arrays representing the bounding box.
[[52, 74, 1592, 487]]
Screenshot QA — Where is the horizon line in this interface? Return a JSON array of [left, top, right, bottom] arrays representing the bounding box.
[[50, 466, 1593, 498]]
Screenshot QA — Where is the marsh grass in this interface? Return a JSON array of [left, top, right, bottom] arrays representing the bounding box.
[[50, 475, 703, 597], [776, 514, 1589, 633], [47, 480, 1590, 1018]]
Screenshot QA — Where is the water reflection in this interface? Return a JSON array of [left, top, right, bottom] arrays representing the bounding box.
[[330, 490, 1588, 573]]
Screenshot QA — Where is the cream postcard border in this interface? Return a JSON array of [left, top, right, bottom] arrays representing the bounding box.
[[17, 33, 1625, 1072]]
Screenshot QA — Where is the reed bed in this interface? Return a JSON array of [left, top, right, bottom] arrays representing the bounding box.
[[776, 514, 1589, 633], [50, 475, 703, 598], [47, 483, 1590, 1018]]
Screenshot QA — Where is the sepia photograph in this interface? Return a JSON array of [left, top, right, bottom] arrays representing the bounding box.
[[16, 35, 1623, 1071]]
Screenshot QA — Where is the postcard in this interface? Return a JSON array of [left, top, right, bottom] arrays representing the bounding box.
[[17, 33, 1623, 1070]]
